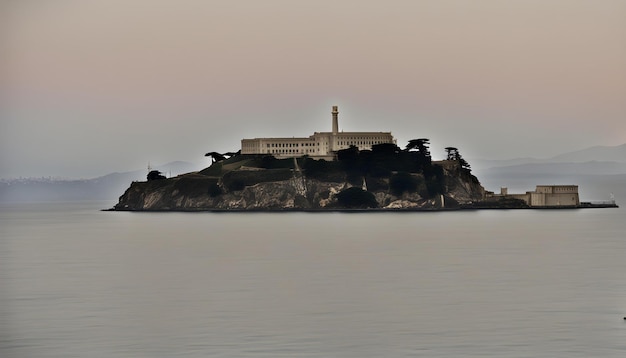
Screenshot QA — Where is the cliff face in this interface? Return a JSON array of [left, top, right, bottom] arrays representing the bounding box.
[[116, 177, 334, 210], [113, 160, 486, 211], [439, 160, 485, 204]]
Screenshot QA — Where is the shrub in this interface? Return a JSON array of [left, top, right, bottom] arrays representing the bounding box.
[[369, 164, 391, 178], [365, 176, 388, 192], [147, 170, 166, 181], [303, 159, 344, 182], [346, 172, 363, 186], [222, 169, 293, 191], [335, 187, 378, 208], [389, 172, 419, 196], [208, 182, 222, 197], [260, 156, 295, 169], [226, 179, 245, 192], [425, 165, 445, 197], [173, 177, 215, 196]]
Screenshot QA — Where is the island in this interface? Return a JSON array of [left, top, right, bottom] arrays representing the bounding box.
[[111, 106, 617, 211], [114, 143, 485, 211]]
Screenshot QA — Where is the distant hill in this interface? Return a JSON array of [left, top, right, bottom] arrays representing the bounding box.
[[549, 144, 626, 163], [470, 144, 626, 202], [479, 161, 626, 177], [0, 161, 199, 203], [471, 143, 626, 170]]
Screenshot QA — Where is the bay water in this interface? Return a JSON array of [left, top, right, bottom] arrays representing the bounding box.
[[1, 201, 625, 357]]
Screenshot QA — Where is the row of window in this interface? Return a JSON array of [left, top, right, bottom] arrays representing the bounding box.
[[537, 186, 577, 193], [268, 149, 317, 154], [338, 136, 389, 140], [261, 140, 390, 148], [554, 187, 576, 192], [339, 140, 387, 146], [266, 142, 319, 148]]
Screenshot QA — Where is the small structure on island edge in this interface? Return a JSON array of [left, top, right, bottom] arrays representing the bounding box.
[[486, 185, 580, 207], [240, 106, 396, 160]]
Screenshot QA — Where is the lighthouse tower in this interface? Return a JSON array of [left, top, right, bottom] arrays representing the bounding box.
[[332, 105, 339, 134], [330, 105, 339, 152]]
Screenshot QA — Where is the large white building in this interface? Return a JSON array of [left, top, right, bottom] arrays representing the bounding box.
[[241, 106, 396, 159]]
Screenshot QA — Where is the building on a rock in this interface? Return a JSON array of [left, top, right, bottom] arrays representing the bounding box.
[[240, 106, 396, 159]]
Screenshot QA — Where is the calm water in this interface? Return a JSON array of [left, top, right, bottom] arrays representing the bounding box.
[[1, 201, 626, 357]]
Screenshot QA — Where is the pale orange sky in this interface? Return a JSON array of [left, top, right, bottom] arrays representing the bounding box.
[[1, 0, 625, 178]]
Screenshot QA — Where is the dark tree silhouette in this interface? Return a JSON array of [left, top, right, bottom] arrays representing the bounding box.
[[405, 138, 431, 157], [444, 147, 471, 171], [147, 170, 166, 181], [223, 150, 241, 159], [405, 138, 432, 171], [459, 157, 471, 170], [445, 147, 459, 161], [337, 145, 360, 172], [372, 143, 401, 155], [205, 152, 226, 163], [335, 187, 378, 208]]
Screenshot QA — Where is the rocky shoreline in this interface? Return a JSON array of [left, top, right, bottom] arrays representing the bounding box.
[[107, 202, 617, 212]]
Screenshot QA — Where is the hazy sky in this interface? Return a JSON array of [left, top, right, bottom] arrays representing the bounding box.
[[2, 0, 625, 178]]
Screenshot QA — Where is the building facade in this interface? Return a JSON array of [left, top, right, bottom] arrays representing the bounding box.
[[241, 106, 396, 159], [487, 185, 580, 207], [529, 185, 580, 207]]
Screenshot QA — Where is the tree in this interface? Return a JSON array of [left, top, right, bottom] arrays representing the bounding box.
[[389, 172, 419, 196], [405, 138, 432, 171], [205, 151, 226, 163], [372, 142, 401, 155], [147, 170, 166, 181], [337, 145, 360, 173], [444, 147, 471, 171], [223, 150, 241, 159], [445, 147, 459, 161], [405, 138, 431, 158], [459, 157, 471, 171]]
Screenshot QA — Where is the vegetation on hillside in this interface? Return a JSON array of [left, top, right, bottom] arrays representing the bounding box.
[[335, 187, 379, 208], [327, 140, 448, 198], [147, 170, 166, 181], [198, 139, 478, 204]]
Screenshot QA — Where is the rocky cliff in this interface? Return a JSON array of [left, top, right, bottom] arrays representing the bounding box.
[[113, 156, 486, 211]]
